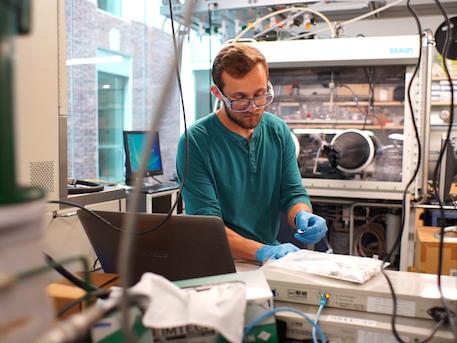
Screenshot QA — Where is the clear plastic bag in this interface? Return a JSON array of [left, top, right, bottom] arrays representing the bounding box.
[[269, 250, 388, 284]]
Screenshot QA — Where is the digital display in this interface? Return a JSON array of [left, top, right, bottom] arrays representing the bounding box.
[[124, 131, 162, 177]]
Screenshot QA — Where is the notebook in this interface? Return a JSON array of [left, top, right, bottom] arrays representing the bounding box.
[[77, 210, 236, 285]]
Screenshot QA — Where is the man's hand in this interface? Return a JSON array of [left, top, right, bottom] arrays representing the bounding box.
[[255, 243, 299, 263], [294, 211, 327, 244]]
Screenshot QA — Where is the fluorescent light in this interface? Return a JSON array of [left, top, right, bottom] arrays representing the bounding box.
[[102, 84, 111, 89], [388, 133, 404, 141], [66, 55, 123, 66]]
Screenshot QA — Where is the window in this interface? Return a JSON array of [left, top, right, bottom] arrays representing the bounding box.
[[96, 49, 131, 182], [193, 69, 214, 119], [188, 33, 222, 120], [65, 0, 181, 184], [97, 0, 122, 17], [98, 72, 128, 181]]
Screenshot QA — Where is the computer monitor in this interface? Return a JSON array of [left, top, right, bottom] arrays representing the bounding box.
[[123, 130, 163, 184]]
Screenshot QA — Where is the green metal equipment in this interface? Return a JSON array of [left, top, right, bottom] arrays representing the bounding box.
[[0, 0, 44, 204]]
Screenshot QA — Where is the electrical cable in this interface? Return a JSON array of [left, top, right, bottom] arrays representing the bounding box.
[[208, 4, 213, 112], [362, 67, 374, 130], [423, 319, 447, 343], [338, 84, 360, 109], [0, 255, 91, 296], [380, 3, 422, 342], [311, 304, 325, 343], [243, 306, 327, 343], [168, 0, 189, 236], [252, 9, 306, 39], [57, 288, 111, 318], [353, 221, 386, 258], [312, 294, 329, 343], [48, 199, 124, 233], [117, 1, 194, 340], [91, 257, 100, 272], [430, 0, 457, 339], [288, 0, 405, 40], [233, 7, 335, 42], [379, 1, 424, 342], [49, 198, 182, 236], [379, 1, 456, 342], [43, 252, 98, 293]]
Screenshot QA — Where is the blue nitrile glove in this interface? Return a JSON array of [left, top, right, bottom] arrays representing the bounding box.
[[294, 211, 328, 244], [255, 243, 299, 263]]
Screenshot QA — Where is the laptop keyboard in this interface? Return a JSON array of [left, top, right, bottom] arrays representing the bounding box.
[[142, 182, 179, 193]]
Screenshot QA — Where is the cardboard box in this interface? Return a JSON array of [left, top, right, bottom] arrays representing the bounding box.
[[47, 272, 119, 318], [415, 226, 457, 276], [335, 83, 370, 98], [374, 85, 395, 101]]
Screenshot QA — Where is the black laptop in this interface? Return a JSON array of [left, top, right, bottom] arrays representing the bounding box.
[[77, 210, 236, 284]]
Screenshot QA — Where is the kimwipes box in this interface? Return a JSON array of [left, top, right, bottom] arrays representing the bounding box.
[[92, 270, 276, 343], [159, 270, 276, 343]]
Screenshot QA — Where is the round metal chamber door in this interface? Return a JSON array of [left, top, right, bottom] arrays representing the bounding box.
[[330, 129, 375, 173]]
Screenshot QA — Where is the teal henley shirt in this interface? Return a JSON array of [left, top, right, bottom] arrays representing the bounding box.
[[176, 112, 311, 245]]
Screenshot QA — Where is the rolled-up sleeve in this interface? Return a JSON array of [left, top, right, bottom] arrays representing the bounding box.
[[176, 131, 222, 217], [279, 126, 312, 213]]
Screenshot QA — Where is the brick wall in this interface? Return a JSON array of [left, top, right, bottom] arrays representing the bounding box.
[[66, 0, 180, 182]]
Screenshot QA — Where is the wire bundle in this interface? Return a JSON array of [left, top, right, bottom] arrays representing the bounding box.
[[380, 1, 457, 342], [353, 221, 386, 258]]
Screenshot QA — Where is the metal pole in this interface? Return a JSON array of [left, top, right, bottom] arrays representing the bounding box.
[[418, 30, 435, 203]]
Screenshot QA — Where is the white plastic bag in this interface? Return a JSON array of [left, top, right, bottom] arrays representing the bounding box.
[[269, 250, 387, 284]]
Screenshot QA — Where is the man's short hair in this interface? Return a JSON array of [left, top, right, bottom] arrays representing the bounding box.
[[212, 43, 269, 91]]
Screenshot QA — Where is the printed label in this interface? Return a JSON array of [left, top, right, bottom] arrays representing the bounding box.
[[367, 297, 416, 317], [287, 289, 308, 300], [326, 315, 376, 328], [357, 329, 410, 343]]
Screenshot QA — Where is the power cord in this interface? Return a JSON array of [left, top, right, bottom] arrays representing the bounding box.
[[48, 198, 182, 236], [208, 3, 213, 111], [57, 288, 111, 318], [43, 252, 98, 293], [429, 0, 457, 339], [381, 1, 457, 342], [380, 1, 425, 342], [362, 67, 374, 130], [91, 257, 100, 272]]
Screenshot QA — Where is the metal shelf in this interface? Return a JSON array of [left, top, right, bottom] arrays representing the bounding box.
[[285, 120, 403, 129], [275, 98, 404, 106]]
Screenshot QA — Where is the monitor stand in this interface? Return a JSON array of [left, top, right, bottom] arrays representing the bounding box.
[[144, 176, 162, 186], [127, 176, 178, 190]]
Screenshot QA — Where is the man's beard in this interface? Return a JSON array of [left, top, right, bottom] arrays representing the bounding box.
[[226, 108, 263, 130]]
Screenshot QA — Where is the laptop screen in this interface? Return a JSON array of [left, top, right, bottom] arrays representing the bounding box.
[[78, 210, 236, 285]]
